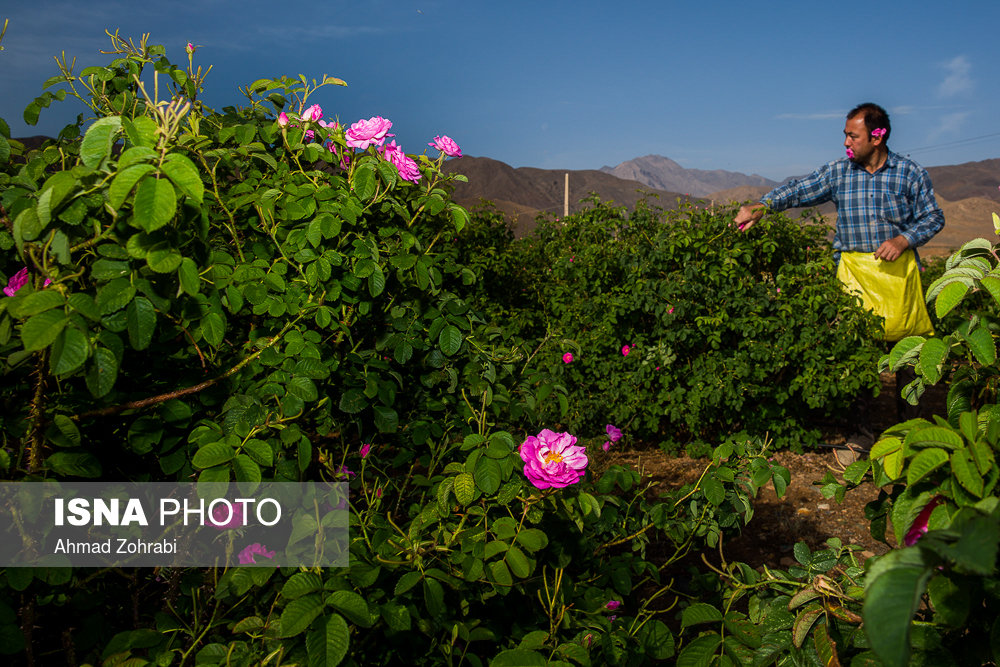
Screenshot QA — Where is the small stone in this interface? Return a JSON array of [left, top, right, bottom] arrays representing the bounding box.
[[796, 508, 811, 515], [817, 503, 830, 510], [860, 550, 875, 560]]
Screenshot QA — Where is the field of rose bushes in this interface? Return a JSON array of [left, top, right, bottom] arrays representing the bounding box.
[[1, 31, 1000, 667]]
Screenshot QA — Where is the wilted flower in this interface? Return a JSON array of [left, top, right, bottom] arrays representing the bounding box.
[[277, 112, 289, 128], [605, 424, 622, 443], [238, 543, 275, 564], [519, 429, 588, 489], [360, 443, 371, 459], [345, 115, 394, 150], [428, 135, 462, 157], [601, 441, 611, 452], [302, 104, 323, 122], [904, 495, 943, 546], [605, 600, 622, 611], [4, 268, 29, 297], [380, 141, 421, 183], [562, 352, 574, 364]]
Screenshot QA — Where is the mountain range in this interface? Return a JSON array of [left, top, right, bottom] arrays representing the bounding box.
[[442, 155, 1000, 257]]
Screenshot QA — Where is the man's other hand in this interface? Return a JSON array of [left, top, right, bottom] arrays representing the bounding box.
[[873, 235, 910, 262]]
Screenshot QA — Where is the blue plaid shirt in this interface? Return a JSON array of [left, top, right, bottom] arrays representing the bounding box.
[[760, 150, 944, 258]]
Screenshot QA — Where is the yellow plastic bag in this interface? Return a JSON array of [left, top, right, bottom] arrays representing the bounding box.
[[836, 250, 933, 341]]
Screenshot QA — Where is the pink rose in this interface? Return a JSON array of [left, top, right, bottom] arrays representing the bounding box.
[[345, 116, 394, 150], [380, 141, 421, 183], [605, 424, 622, 443], [319, 119, 339, 130], [562, 352, 574, 364], [519, 429, 588, 489], [277, 112, 289, 128], [871, 128, 886, 139], [605, 600, 622, 611], [4, 268, 29, 297], [621, 345, 630, 356], [601, 441, 611, 452], [237, 543, 275, 565], [667, 306, 674, 315], [845, 148, 855, 159], [302, 104, 323, 122], [207, 503, 245, 530], [428, 135, 462, 157], [185, 42, 195, 55], [360, 443, 371, 459]]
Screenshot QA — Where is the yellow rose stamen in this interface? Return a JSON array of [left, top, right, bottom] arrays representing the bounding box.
[[543, 451, 563, 465]]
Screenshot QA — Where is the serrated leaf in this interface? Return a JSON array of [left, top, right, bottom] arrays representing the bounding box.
[[12, 290, 65, 318], [109, 164, 156, 209], [306, 612, 348, 667], [951, 448, 984, 497], [454, 472, 475, 506], [45, 451, 101, 478], [863, 551, 932, 667], [49, 325, 89, 376], [906, 447, 949, 485], [200, 312, 225, 346], [394, 571, 422, 596], [438, 324, 463, 356], [178, 257, 200, 296], [192, 442, 235, 469], [918, 337, 948, 384], [964, 327, 996, 366], [126, 296, 156, 350], [338, 389, 366, 414], [242, 439, 273, 467], [133, 177, 177, 232], [161, 152, 204, 202], [279, 594, 324, 638], [681, 603, 724, 628], [85, 347, 118, 397], [282, 572, 322, 600], [353, 165, 376, 200], [80, 116, 121, 167], [505, 545, 531, 578], [935, 281, 970, 318], [20, 309, 67, 351], [473, 457, 501, 495]]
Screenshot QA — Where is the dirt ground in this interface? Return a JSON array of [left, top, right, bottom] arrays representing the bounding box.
[[606, 373, 946, 569]]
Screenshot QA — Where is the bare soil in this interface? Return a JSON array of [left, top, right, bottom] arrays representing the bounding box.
[[605, 373, 947, 568]]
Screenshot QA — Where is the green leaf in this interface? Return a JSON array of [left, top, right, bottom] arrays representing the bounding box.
[[505, 545, 531, 578], [964, 327, 997, 366], [52, 415, 82, 447], [126, 296, 156, 350], [281, 572, 322, 600], [242, 439, 273, 467], [489, 560, 512, 588], [905, 426, 963, 451], [490, 649, 547, 666], [792, 607, 822, 648], [85, 347, 118, 397], [951, 448, 984, 497], [45, 452, 101, 478], [906, 448, 949, 485], [338, 389, 367, 414], [676, 634, 723, 667], [11, 290, 65, 318], [200, 312, 225, 346], [926, 574, 969, 627], [979, 275, 1000, 308], [935, 281, 970, 318], [438, 324, 463, 356], [394, 571, 422, 596], [515, 528, 548, 553], [20, 309, 68, 351], [192, 442, 235, 469], [353, 165, 376, 200], [918, 337, 948, 384], [863, 550, 933, 667], [133, 177, 177, 232], [161, 152, 204, 202], [49, 325, 89, 376], [454, 472, 475, 506], [306, 613, 348, 667], [178, 257, 200, 296], [232, 454, 262, 490], [109, 164, 156, 209], [80, 116, 122, 167], [279, 594, 324, 638], [681, 602, 724, 628], [473, 457, 502, 495]]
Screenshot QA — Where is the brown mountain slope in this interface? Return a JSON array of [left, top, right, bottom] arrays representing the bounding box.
[[442, 156, 690, 235], [927, 158, 1000, 204]]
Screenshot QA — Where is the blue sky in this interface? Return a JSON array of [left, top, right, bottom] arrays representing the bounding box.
[[2, 1, 999, 181]]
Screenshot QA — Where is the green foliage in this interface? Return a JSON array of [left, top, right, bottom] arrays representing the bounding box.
[[458, 197, 883, 454]]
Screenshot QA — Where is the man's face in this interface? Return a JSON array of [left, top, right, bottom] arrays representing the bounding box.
[[843, 115, 877, 163]]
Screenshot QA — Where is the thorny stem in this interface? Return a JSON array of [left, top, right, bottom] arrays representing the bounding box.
[[27, 351, 48, 473]]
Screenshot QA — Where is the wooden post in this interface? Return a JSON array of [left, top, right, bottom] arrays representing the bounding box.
[[564, 173, 569, 218]]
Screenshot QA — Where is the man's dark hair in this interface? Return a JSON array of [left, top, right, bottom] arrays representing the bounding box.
[[847, 103, 891, 143]]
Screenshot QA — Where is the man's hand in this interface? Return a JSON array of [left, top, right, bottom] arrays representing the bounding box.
[[734, 203, 765, 231], [873, 235, 910, 262]]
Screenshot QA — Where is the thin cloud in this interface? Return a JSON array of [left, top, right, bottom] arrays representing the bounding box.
[[927, 111, 971, 141], [937, 55, 973, 98]]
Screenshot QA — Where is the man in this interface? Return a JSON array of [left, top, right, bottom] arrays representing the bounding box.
[[734, 103, 945, 464]]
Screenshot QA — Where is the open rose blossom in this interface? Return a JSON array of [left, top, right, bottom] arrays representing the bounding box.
[[380, 141, 421, 183], [428, 135, 462, 157], [345, 116, 393, 150], [519, 429, 588, 489], [562, 352, 574, 364], [238, 543, 276, 565]]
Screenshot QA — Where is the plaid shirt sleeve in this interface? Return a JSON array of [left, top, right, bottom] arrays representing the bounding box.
[[898, 164, 945, 248], [758, 162, 836, 211]]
